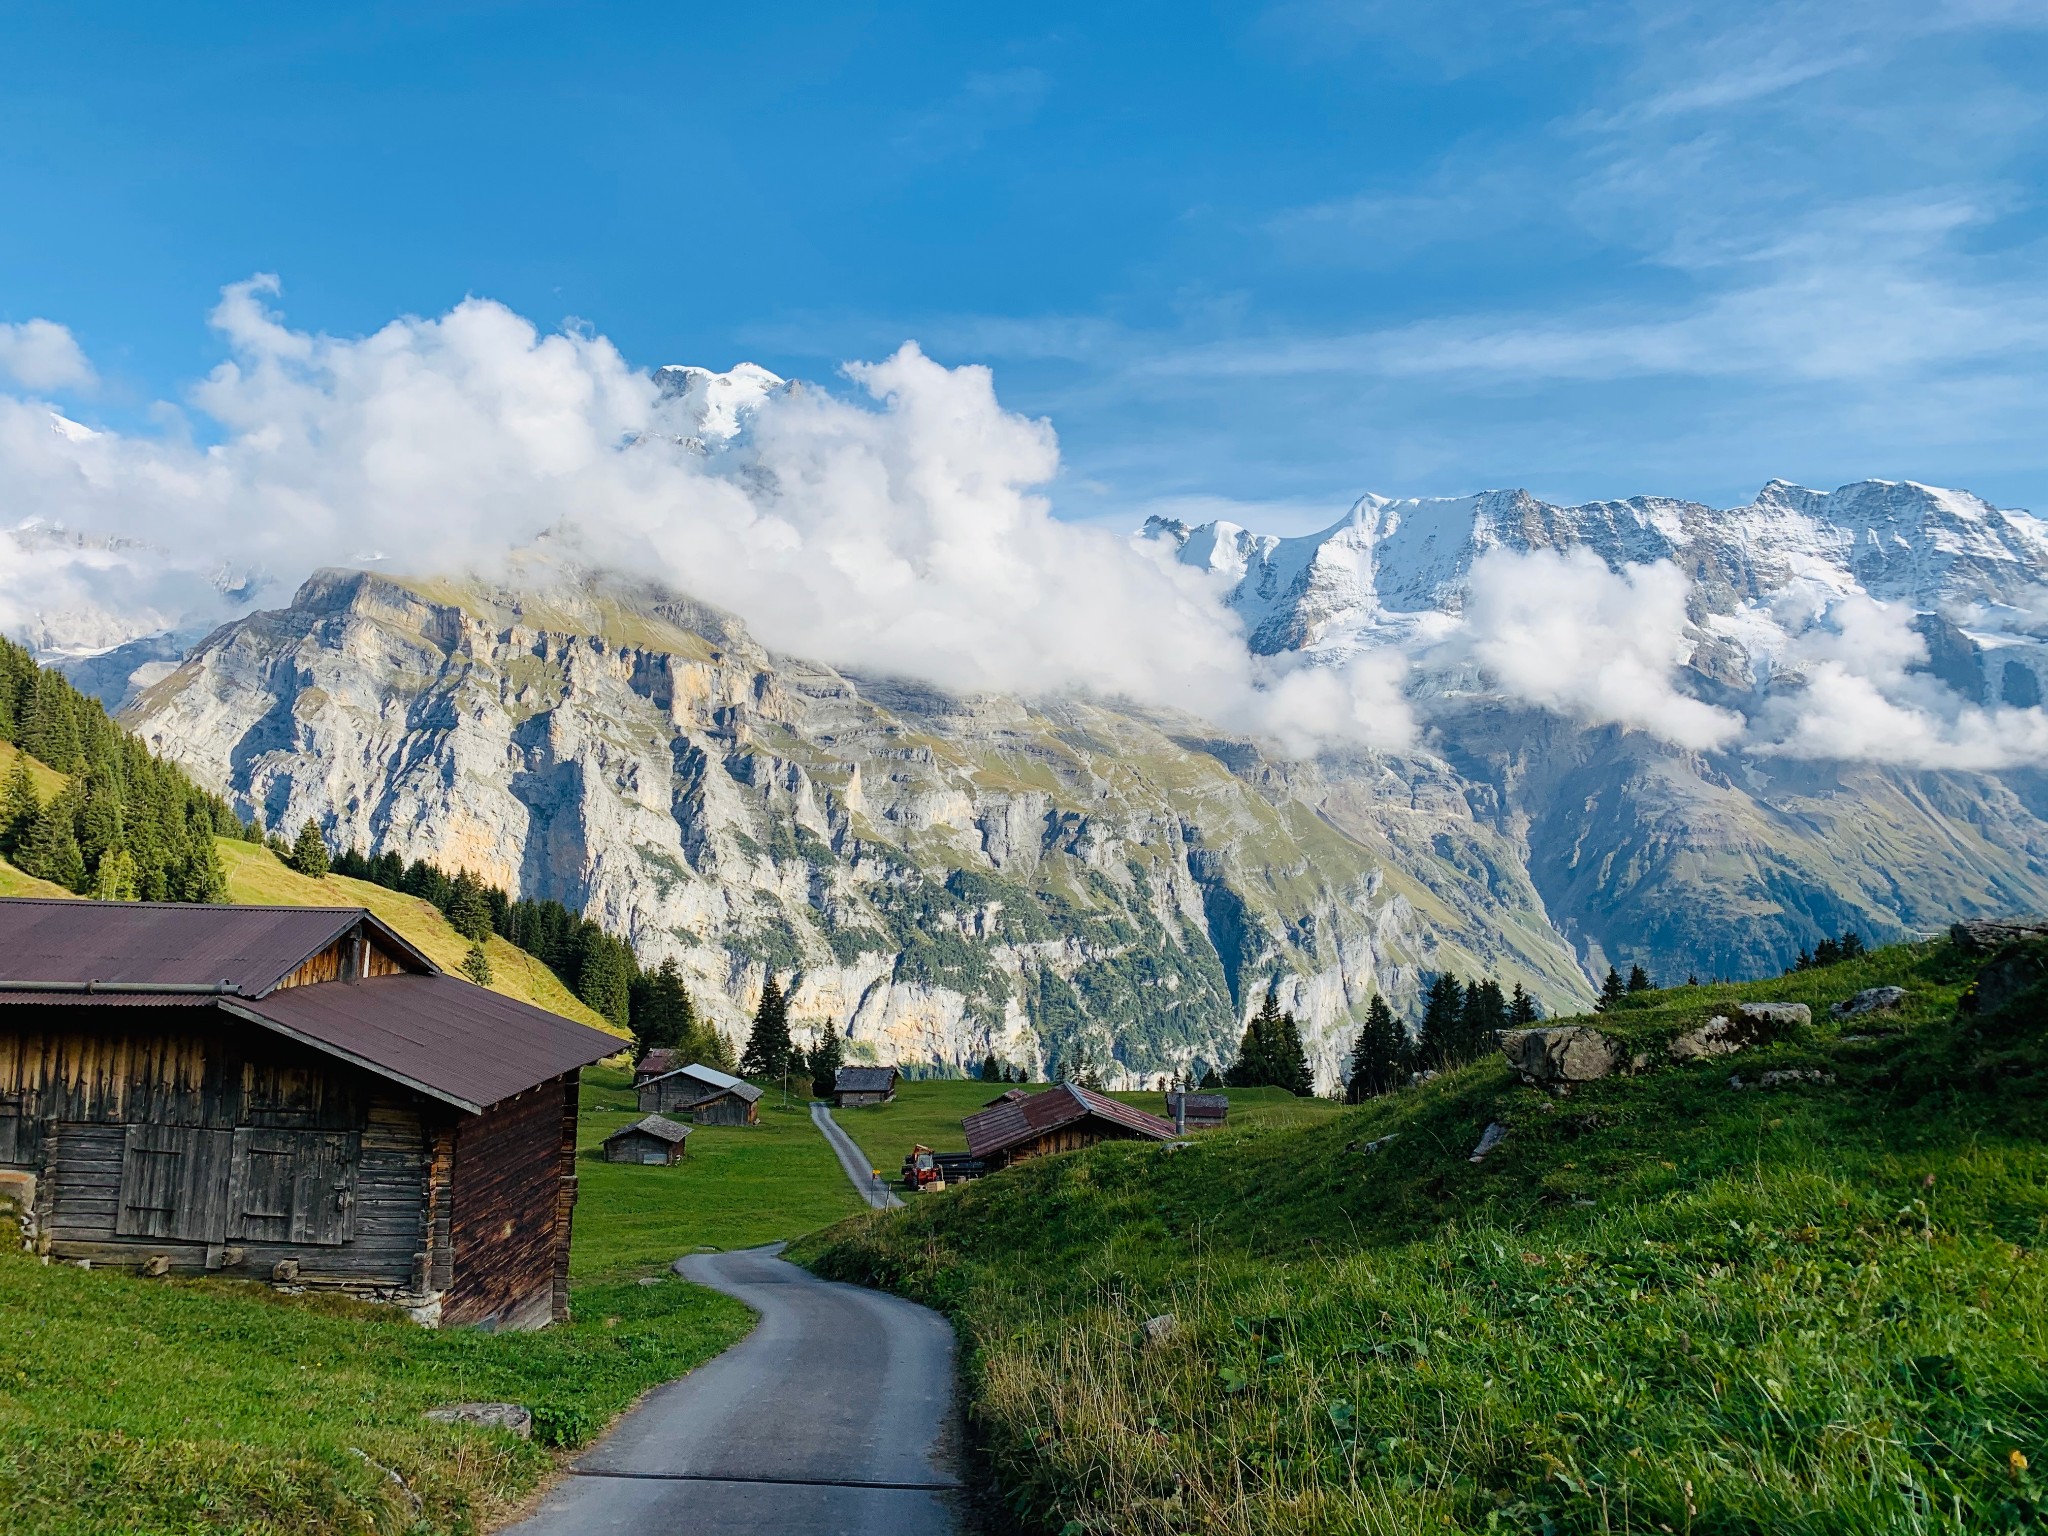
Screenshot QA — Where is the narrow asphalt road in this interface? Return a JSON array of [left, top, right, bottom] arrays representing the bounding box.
[[812, 1102, 905, 1210], [505, 1245, 963, 1536]]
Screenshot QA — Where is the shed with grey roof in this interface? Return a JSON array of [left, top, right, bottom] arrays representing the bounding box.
[[0, 897, 621, 1330], [637, 1063, 763, 1124], [833, 1065, 900, 1107], [602, 1115, 691, 1165]]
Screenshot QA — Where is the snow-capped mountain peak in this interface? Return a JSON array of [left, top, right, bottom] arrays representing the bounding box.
[[650, 361, 788, 448]]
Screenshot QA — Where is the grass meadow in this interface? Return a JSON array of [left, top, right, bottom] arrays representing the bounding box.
[[806, 939, 2048, 1535]]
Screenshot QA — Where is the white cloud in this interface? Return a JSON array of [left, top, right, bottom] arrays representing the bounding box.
[[0, 319, 94, 391], [1450, 548, 1745, 750], [0, 280, 1417, 753], [1750, 593, 2048, 769]]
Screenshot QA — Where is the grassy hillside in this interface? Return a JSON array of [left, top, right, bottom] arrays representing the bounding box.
[[805, 939, 2048, 1534]]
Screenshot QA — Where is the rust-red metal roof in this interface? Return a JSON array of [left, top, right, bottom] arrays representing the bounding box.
[[229, 973, 621, 1113], [962, 1083, 1177, 1161], [0, 897, 433, 995]]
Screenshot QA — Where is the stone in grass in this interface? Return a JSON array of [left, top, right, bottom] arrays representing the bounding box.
[[1831, 986, 1907, 1019], [1141, 1314, 1178, 1349], [1468, 1122, 1507, 1163], [1500, 1027, 1624, 1085], [1729, 1069, 1835, 1090], [1737, 1002, 1811, 1029], [424, 1402, 534, 1439]]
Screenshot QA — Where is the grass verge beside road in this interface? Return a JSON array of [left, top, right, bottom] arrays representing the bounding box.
[[0, 1241, 749, 1536]]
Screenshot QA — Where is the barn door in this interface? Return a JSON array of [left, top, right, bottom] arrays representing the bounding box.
[[116, 1125, 234, 1241], [227, 1130, 359, 1247]]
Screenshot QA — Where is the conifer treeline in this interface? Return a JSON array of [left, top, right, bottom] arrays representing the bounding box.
[[1343, 970, 1540, 1105], [0, 638, 235, 901]]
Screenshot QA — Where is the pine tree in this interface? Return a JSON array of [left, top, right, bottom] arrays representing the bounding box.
[[576, 932, 634, 1031], [1812, 937, 1841, 967], [1593, 966, 1627, 1013], [1198, 1065, 1223, 1090], [809, 1019, 845, 1099], [1627, 964, 1652, 994], [16, 801, 84, 890], [448, 873, 494, 944], [1271, 1009, 1313, 1096], [287, 820, 329, 878], [460, 942, 493, 985], [978, 1053, 1000, 1082], [742, 974, 794, 1078], [633, 957, 696, 1057], [692, 1021, 740, 1076], [1461, 979, 1508, 1054], [1508, 981, 1538, 1027], [1416, 973, 1464, 1068], [1345, 994, 1407, 1101], [0, 758, 39, 855], [1840, 931, 1865, 959], [1228, 989, 1287, 1088]]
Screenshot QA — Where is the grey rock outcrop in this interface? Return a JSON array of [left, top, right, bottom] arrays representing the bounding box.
[[1668, 1015, 1752, 1062], [1737, 1002, 1810, 1029], [1950, 918, 2048, 956], [1500, 1026, 1624, 1085], [1831, 986, 1907, 1019]]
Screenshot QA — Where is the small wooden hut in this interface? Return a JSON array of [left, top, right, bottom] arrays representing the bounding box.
[[833, 1065, 900, 1107], [962, 1083, 1176, 1170], [602, 1115, 690, 1165], [0, 898, 620, 1330], [1164, 1091, 1229, 1131]]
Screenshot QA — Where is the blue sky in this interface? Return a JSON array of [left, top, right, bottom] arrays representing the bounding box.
[[5, 0, 2048, 529]]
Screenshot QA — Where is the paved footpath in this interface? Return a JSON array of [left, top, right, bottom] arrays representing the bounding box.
[[506, 1245, 963, 1536], [811, 1102, 905, 1210]]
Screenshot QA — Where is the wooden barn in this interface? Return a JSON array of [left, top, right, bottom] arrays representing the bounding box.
[[962, 1083, 1177, 1170], [602, 1115, 690, 1165], [1164, 1091, 1229, 1131], [637, 1063, 762, 1125], [0, 898, 620, 1331], [833, 1065, 900, 1107]]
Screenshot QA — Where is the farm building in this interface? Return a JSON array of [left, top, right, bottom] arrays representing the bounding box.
[[1165, 1091, 1229, 1130], [631, 1049, 681, 1085], [833, 1065, 900, 1107], [0, 898, 620, 1331], [637, 1063, 762, 1125], [963, 1083, 1177, 1170], [602, 1115, 690, 1165], [982, 1086, 1027, 1107]]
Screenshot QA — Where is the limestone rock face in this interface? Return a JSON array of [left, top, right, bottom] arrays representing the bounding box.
[[128, 568, 1594, 1089]]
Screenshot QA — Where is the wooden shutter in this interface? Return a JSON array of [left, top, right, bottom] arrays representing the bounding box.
[[227, 1130, 359, 1247], [116, 1125, 233, 1242]]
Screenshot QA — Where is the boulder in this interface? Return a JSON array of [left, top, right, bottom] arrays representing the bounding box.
[[1500, 1027, 1624, 1085], [1468, 1123, 1507, 1163], [1730, 1069, 1835, 1090], [1972, 942, 2048, 1016], [1831, 986, 1906, 1019], [1141, 1314, 1178, 1349], [1668, 1015, 1750, 1062], [1738, 1002, 1810, 1029], [1950, 918, 2048, 956], [424, 1402, 533, 1439]]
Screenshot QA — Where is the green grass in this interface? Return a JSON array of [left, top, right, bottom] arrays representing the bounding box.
[[0, 1244, 750, 1536], [570, 1064, 864, 1284], [804, 939, 2048, 1535], [830, 1081, 1343, 1175]]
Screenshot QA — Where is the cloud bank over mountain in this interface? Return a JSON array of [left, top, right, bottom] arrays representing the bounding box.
[[3, 279, 2046, 769]]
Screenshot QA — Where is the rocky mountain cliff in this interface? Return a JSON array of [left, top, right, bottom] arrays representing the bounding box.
[[124, 565, 1594, 1086], [75, 436, 2048, 1089]]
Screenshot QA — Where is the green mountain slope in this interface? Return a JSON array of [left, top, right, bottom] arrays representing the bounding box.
[[805, 939, 2048, 1534]]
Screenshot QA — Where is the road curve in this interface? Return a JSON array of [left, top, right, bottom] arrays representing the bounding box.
[[812, 1102, 906, 1210], [505, 1245, 962, 1535]]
